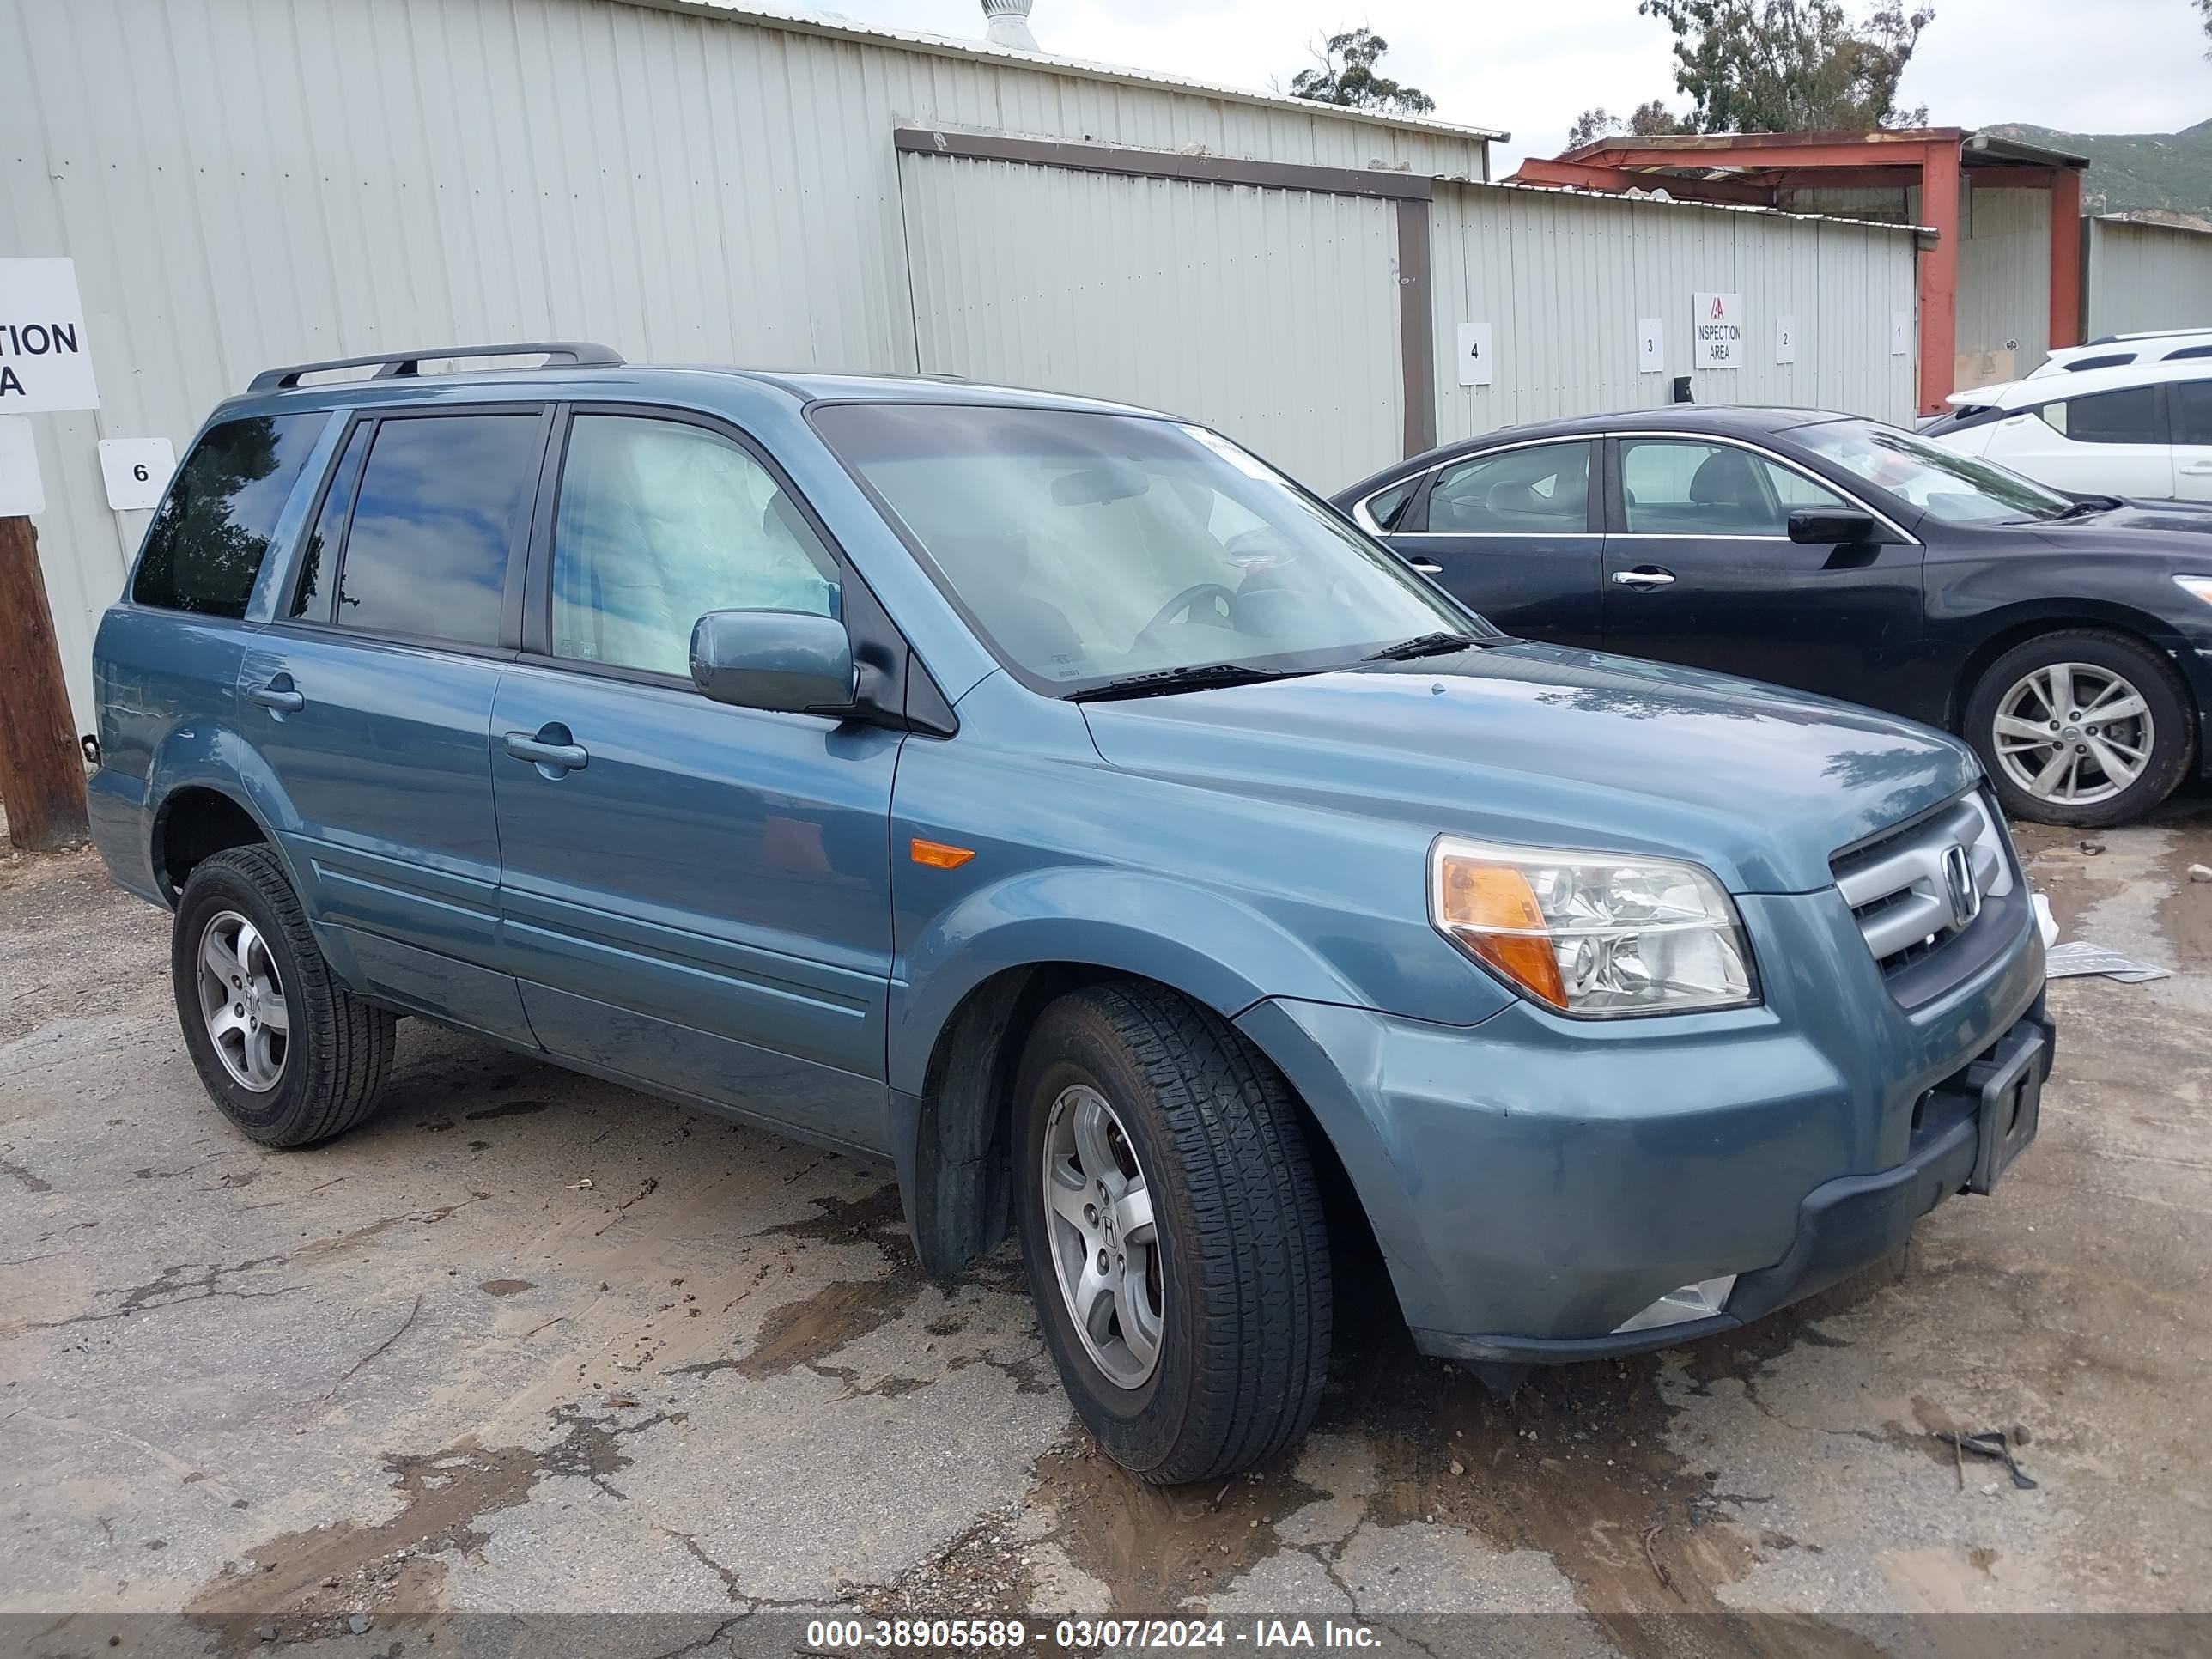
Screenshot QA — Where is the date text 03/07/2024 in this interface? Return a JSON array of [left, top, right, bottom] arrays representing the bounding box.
[[802, 1619, 1384, 1650]]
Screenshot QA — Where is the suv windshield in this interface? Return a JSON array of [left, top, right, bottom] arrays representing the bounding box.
[[812, 404, 1484, 695], [1795, 418, 2075, 526]]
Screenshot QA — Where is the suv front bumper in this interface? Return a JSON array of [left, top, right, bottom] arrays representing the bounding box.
[[1235, 882, 2050, 1363]]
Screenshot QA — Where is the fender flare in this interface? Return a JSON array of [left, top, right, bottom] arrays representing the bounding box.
[[143, 725, 307, 902], [888, 866, 1370, 1096]]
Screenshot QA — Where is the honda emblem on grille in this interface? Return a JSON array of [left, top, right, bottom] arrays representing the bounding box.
[[1942, 843, 1981, 930]]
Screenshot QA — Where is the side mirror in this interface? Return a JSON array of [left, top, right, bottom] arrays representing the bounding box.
[[1787, 507, 1877, 545], [689, 609, 856, 716]]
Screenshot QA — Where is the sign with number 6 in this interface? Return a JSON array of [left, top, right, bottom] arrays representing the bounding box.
[[98, 436, 175, 511]]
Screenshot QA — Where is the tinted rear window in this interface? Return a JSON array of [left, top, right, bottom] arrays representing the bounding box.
[[335, 414, 543, 647], [132, 414, 323, 618]]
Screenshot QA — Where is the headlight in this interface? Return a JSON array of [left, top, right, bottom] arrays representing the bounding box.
[[1429, 836, 1759, 1018]]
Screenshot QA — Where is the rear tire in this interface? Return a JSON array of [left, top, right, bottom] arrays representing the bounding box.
[[171, 845, 396, 1147], [1012, 982, 1332, 1484], [1966, 629, 2193, 828]]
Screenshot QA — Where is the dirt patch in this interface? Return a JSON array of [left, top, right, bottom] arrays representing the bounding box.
[[479, 1279, 534, 1297], [733, 1275, 920, 1380]]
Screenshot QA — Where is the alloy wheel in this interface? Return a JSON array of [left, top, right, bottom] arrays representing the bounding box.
[[1991, 662, 2155, 807], [1040, 1083, 1164, 1389], [196, 909, 289, 1092]]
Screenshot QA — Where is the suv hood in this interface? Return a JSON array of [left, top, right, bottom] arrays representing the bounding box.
[[1079, 643, 1979, 895]]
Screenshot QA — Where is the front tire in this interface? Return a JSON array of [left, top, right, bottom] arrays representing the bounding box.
[[1966, 629, 2193, 828], [171, 845, 396, 1147], [1012, 982, 1331, 1484]]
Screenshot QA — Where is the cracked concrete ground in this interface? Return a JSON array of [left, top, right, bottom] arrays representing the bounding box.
[[3, 796, 2209, 1656]]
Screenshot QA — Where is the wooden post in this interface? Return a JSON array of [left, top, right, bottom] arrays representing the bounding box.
[[0, 514, 89, 851]]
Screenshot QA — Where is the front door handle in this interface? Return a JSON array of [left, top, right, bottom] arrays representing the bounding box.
[[1406, 557, 1444, 575], [2180, 461, 2212, 476], [503, 727, 589, 774], [1611, 567, 1677, 589], [247, 677, 305, 714]]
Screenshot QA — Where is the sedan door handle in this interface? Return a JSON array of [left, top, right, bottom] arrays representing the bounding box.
[[502, 729, 589, 773], [2180, 461, 2212, 476], [1406, 558, 1444, 575], [1610, 567, 1677, 589], [247, 678, 305, 714]]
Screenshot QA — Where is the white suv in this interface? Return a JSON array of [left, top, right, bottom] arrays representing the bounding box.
[[1925, 356, 2212, 501]]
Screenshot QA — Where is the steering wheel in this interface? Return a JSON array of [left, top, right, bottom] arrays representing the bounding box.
[[1141, 583, 1238, 635]]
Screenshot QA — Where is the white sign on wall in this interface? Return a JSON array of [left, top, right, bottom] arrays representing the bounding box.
[[1637, 318, 1664, 373], [1455, 321, 1495, 387], [0, 258, 100, 413], [0, 416, 44, 516], [1692, 291, 1745, 369], [1891, 311, 1911, 355], [1774, 314, 1798, 366], [98, 436, 176, 511]]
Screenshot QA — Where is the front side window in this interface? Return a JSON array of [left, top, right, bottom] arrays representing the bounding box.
[[1426, 443, 1591, 533], [1617, 439, 1844, 536], [132, 414, 323, 618], [335, 414, 543, 647], [2037, 386, 2162, 445], [813, 404, 1480, 693], [550, 414, 836, 677], [1795, 418, 2074, 525]]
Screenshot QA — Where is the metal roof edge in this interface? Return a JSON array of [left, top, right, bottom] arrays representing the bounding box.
[[1437, 174, 1938, 240], [605, 0, 1510, 144]]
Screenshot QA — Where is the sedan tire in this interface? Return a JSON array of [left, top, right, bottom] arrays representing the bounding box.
[[1966, 629, 2194, 828], [1012, 982, 1332, 1484]]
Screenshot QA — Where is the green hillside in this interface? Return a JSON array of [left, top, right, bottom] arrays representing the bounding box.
[[1988, 118, 2212, 222]]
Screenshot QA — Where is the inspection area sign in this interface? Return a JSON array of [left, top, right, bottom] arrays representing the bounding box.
[[0, 258, 100, 412], [1692, 290, 1744, 370]]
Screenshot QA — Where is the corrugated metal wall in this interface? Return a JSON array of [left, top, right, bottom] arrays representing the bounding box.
[[1, 0, 1490, 732], [2084, 217, 2212, 337], [1426, 184, 1918, 442], [1956, 184, 2052, 372], [898, 155, 1406, 486]]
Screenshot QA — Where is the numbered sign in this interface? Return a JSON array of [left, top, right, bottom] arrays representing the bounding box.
[[1775, 315, 1797, 366], [1637, 318, 1663, 374], [1455, 321, 1494, 387], [1891, 311, 1911, 356], [98, 436, 175, 511]]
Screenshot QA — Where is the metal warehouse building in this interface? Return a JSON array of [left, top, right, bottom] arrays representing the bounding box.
[[3, 0, 1928, 735]]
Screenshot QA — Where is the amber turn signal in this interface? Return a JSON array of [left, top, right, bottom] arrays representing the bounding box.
[[1432, 854, 1570, 1008], [910, 837, 977, 869]]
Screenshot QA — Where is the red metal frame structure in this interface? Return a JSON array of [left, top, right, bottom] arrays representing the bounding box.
[[1507, 129, 2091, 416]]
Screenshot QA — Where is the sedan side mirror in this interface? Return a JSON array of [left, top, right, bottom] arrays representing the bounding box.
[[690, 609, 857, 716], [1787, 507, 1878, 545]]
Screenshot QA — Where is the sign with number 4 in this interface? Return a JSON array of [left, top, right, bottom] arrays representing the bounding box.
[[98, 436, 175, 511]]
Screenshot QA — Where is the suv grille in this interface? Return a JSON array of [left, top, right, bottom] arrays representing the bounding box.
[[1832, 793, 2012, 980]]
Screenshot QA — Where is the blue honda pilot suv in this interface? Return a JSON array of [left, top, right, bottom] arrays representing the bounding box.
[[88, 343, 2052, 1484]]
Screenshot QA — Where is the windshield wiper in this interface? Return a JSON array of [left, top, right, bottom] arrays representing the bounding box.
[[1362, 630, 1486, 662], [2055, 495, 2121, 519], [1065, 662, 1311, 702]]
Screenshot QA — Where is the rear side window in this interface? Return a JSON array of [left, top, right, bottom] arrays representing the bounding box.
[[2037, 386, 2162, 445], [132, 414, 322, 618], [1428, 443, 1592, 533], [2176, 380, 2212, 447], [335, 414, 543, 647]]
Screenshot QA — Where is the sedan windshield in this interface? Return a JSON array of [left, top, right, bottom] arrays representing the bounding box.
[[1795, 418, 2075, 526], [812, 404, 1486, 696]]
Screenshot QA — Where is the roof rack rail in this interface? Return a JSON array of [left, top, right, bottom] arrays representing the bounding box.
[[248, 341, 624, 393]]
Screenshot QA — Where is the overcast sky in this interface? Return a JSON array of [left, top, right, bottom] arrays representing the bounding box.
[[817, 0, 2210, 167]]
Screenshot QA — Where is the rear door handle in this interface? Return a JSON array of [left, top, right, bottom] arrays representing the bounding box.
[[2180, 461, 2212, 476], [1406, 557, 1443, 575], [1610, 567, 1677, 589], [247, 678, 305, 714], [503, 728, 589, 773]]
